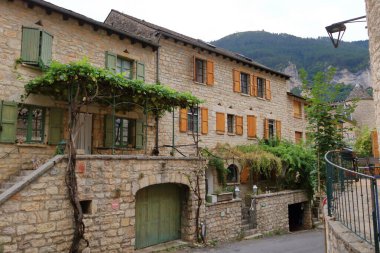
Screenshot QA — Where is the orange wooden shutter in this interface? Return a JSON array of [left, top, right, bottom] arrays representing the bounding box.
[[251, 75, 257, 96], [233, 69, 241, 92], [264, 119, 269, 139], [235, 116, 243, 135], [276, 120, 281, 140], [240, 166, 250, 184], [265, 79, 271, 100], [206, 60, 214, 85], [372, 130, 379, 158], [247, 115, 257, 138], [193, 56, 196, 81], [179, 108, 188, 132], [201, 107, 208, 134], [216, 112, 225, 133]]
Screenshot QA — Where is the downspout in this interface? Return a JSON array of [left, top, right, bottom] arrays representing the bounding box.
[[153, 33, 162, 156]]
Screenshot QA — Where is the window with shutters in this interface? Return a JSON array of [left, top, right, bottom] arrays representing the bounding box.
[[187, 108, 199, 132], [105, 51, 145, 81], [240, 73, 249, 94], [247, 115, 257, 138], [293, 100, 302, 118], [21, 27, 53, 68], [16, 105, 45, 143], [216, 112, 225, 134], [257, 77, 265, 98], [104, 115, 143, 149], [194, 57, 214, 85], [227, 114, 234, 134], [295, 131, 303, 144]]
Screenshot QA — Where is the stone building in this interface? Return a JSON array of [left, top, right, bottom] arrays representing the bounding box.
[[0, 0, 309, 252], [365, 0, 380, 152]]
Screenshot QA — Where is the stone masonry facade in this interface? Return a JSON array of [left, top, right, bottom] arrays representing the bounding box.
[[205, 200, 242, 242], [365, 0, 380, 147], [0, 0, 157, 181], [251, 190, 312, 233], [0, 156, 204, 252]]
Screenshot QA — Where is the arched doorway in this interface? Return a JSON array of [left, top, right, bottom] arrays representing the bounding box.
[[135, 183, 182, 249]]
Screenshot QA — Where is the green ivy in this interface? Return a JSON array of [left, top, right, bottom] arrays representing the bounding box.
[[354, 127, 372, 157], [208, 157, 228, 187]]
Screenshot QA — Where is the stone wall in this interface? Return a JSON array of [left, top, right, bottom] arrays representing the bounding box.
[[324, 206, 374, 253], [365, 0, 380, 148], [251, 190, 311, 233], [0, 156, 205, 252], [286, 95, 307, 142], [205, 199, 242, 242], [351, 99, 376, 129]]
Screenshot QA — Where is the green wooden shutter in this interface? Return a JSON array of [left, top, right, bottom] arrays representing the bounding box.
[[135, 120, 144, 149], [136, 62, 145, 81], [21, 27, 40, 65], [105, 51, 117, 73], [104, 115, 114, 147], [48, 108, 63, 145], [40, 31, 53, 67], [0, 101, 18, 143]]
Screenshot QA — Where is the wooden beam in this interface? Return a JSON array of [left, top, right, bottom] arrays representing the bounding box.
[[106, 30, 113, 36], [92, 25, 99, 31], [119, 34, 125, 40], [131, 38, 136, 45], [78, 20, 84, 26], [142, 43, 147, 48], [27, 2, 34, 8], [62, 15, 69, 21], [45, 9, 52, 15]]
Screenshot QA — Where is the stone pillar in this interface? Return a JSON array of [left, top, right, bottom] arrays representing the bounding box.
[[365, 0, 380, 146]]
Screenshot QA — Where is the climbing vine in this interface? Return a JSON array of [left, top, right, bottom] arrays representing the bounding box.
[[23, 59, 202, 252]]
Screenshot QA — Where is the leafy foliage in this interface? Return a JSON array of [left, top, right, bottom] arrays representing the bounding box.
[[212, 31, 369, 77], [259, 141, 317, 196], [24, 59, 203, 114], [208, 157, 228, 187], [354, 127, 372, 157]]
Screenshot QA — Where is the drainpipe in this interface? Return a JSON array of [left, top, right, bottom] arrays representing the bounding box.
[[153, 33, 162, 156]]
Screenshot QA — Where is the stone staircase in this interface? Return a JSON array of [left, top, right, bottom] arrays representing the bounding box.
[[0, 169, 35, 194], [241, 206, 262, 239]]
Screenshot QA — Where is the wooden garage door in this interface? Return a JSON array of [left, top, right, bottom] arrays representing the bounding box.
[[135, 184, 181, 249]]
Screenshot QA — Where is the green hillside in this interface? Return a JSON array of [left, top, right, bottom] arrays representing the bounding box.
[[211, 31, 369, 77]]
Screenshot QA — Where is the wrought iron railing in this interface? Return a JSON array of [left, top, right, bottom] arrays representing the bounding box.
[[325, 150, 380, 253]]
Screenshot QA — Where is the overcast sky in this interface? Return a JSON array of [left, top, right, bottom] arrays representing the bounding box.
[[47, 0, 368, 42]]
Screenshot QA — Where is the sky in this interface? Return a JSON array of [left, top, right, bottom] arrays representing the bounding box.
[[46, 0, 368, 42]]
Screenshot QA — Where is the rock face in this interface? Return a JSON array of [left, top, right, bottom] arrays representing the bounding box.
[[283, 62, 372, 90]]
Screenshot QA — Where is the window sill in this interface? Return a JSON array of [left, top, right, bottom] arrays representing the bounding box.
[[194, 81, 207, 86], [216, 131, 225, 135], [16, 143, 48, 148], [240, 93, 250, 97], [20, 63, 43, 71], [227, 133, 235, 136], [294, 115, 303, 119], [187, 132, 200, 136], [256, 97, 266, 101], [248, 137, 258, 140]]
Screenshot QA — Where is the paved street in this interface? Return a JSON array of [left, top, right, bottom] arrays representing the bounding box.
[[175, 230, 324, 253]]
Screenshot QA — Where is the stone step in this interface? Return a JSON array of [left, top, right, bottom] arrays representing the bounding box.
[[241, 218, 250, 225], [244, 233, 263, 240], [243, 228, 260, 238]]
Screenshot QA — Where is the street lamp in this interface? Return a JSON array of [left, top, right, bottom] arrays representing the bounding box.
[[325, 15, 366, 48]]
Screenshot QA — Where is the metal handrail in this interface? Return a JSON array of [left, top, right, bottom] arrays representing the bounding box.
[[325, 150, 380, 253]]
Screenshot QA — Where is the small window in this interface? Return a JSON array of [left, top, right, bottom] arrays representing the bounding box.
[[257, 77, 265, 98], [116, 58, 133, 79], [295, 131, 303, 144], [293, 100, 302, 118], [187, 108, 199, 132], [195, 58, 206, 83], [227, 164, 238, 183], [80, 200, 92, 214], [241, 73, 249, 94], [16, 105, 45, 143], [114, 117, 136, 147], [268, 119, 275, 139], [227, 114, 234, 134]]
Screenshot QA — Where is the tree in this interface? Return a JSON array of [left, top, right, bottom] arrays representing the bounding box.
[[301, 68, 356, 193]]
